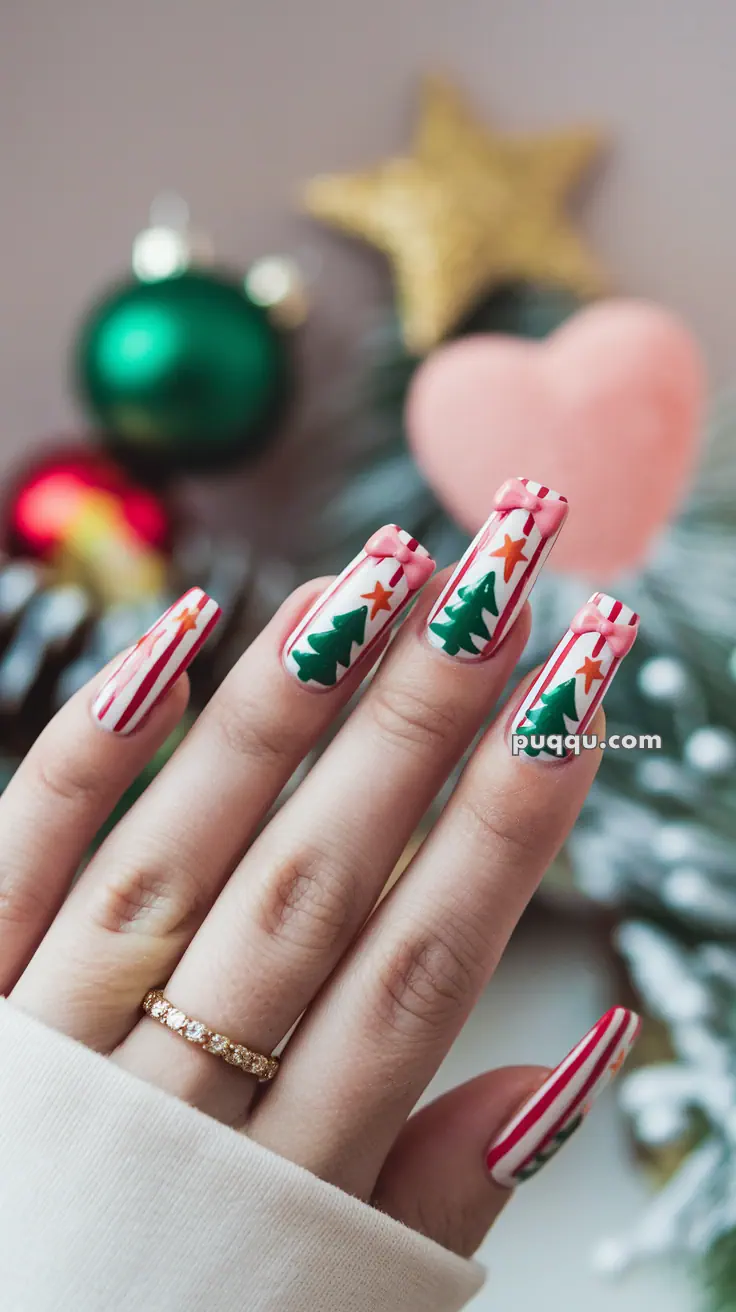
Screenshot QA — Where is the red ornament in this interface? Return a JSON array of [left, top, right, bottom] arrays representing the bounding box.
[[5, 446, 173, 603]]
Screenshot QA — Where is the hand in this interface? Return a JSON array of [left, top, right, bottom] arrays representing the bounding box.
[[0, 526, 639, 1260]]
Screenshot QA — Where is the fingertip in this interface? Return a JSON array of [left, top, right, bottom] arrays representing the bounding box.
[[89, 589, 219, 737]]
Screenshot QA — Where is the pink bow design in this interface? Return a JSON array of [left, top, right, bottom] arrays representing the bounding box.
[[571, 604, 637, 658], [365, 526, 435, 590], [493, 478, 567, 539]]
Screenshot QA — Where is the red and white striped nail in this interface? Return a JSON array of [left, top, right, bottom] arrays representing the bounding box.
[[487, 1006, 640, 1187], [426, 477, 567, 662], [283, 525, 435, 691], [92, 588, 221, 735], [510, 591, 639, 762]]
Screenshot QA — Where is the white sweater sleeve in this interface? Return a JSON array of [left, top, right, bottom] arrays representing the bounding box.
[[0, 1000, 485, 1312]]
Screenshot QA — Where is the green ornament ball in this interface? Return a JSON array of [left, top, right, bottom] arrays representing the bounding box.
[[74, 269, 290, 473]]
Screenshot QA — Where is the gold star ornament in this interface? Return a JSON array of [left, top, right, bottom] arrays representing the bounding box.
[[304, 76, 606, 353]]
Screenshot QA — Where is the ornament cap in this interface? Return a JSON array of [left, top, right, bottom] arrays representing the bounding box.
[[132, 193, 214, 283], [245, 256, 310, 329]]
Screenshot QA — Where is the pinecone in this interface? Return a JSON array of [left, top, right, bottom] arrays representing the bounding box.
[[0, 540, 299, 761], [0, 557, 94, 755]]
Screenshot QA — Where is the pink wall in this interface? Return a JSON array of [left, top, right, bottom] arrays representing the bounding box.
[[0, 0, 731, 473]]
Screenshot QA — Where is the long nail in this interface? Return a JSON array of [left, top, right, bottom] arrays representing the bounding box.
[[283, 525, 435, 690], [92, 588, 221, 734], [487, 1007, 640, 1187], [510, 591, 639, 762], [426, 477, 567, 662]]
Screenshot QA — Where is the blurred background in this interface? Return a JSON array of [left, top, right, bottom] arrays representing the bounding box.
[[5, 2, 736, 1308]]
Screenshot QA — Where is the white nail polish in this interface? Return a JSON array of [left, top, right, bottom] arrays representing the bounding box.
[[487, 1006, 640, 1187], [427, 477, 567, 662], [92, 588, 221, 734], [283, 526, 434, 691], [511, 591, 639, 762]]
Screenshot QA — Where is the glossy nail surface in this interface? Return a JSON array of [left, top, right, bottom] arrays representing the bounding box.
[[92, 588, 221, 735], [283, 525, 434, 690], [511, 591, 639, 761], [487, 1006, 640, 1187], [426, 477, 567, 662]]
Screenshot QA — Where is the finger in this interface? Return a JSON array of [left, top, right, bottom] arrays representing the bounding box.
[[372, 1068, 547, 1255], [13, 530, 429, 1047], [249, 701, 606, 1197], [250, 593, 639, 1195], [373, 1007, 639, 1256], [114, 586, 531, 1118], [114, 476, 567, 1104], [0, 587, 208, 993]]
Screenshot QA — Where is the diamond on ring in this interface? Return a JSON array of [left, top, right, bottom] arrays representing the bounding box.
[[205, 1033, 230, 1055], [140, 989, 279, 1081], [185, 1020, 207, 1043]]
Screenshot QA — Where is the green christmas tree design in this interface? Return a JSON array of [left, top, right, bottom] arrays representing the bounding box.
[[516, 676, 578, 758], [292, 606, 368, 686], [429, 570, 499, 656], [515, 1112, 584, 1182]]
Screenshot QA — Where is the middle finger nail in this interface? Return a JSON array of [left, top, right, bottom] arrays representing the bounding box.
[[426, 477, 567, 662]]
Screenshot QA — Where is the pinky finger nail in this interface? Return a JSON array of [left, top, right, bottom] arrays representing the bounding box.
[[92, 588, 221, 735], [486, 1007, 640, 1187]]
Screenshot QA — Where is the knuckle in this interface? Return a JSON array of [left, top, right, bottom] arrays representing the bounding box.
[[405, 1187, 476, 1257], [459, 793, 538, 864], [368, 679, 456, 755], [92, 862, 205, 938], [252, 847, 356, 955], [407, 1189, 445, 1244], [32, 751, 104, 809], [0, 875, 47, 934], [372, 921, 483, 1042], [208, 693, 297, 770], [424, 1188, 484, 1259]]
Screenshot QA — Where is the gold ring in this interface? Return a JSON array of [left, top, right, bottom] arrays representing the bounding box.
[[142, 989, 279, 1081]]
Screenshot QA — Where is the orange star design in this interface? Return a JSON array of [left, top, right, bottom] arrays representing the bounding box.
[[174, 606, 200, 635], [361, 580, 394, 620], [609, 1049, 627, 1077], [490, 534, 528, 583], [136, 629, 164, 661], [576, 655, 604, 694], [115, 628, 165, 692]]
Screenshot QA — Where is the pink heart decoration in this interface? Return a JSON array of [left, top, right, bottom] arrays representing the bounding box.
[[407, 300, 704, 577]]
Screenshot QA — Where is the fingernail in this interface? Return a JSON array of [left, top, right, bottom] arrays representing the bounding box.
[[92, 588, 221, 734], [510, 591, 639, 762], [283, 525, 435, 690], [487, 1006, 640, 1187], [426, 477, 567, 662]]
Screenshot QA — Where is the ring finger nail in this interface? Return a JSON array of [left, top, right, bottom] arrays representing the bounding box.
[[92, 588, 221, 734], [487, 1006, 640, 1187], [426, 477, 567, 661], [283, 525, 435, 690], [511, 591, 639, 762]]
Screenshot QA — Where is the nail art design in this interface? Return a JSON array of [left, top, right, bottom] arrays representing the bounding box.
[[426, 478, 567, 662], [511, 591, 639, 761], [92, 588, 221, 734], [283, 526, 435, 690], [487, 1006, 640, 1187]]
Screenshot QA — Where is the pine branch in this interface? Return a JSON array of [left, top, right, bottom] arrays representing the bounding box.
[[704, 1231, 736, 1312]]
